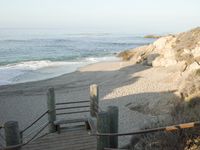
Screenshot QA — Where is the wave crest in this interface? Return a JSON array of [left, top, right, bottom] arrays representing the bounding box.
[[2, 60, 81, 70], [0, 57, 118, 85]]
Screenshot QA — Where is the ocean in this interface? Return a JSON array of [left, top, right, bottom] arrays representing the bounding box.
[[0, 29, 155, 85]]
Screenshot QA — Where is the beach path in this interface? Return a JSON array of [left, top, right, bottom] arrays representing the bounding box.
[[0, 61, 180, 146], [22, 127, 96, 150]]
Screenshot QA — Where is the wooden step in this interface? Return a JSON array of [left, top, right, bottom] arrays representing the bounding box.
[[54, 118, 88, 125]]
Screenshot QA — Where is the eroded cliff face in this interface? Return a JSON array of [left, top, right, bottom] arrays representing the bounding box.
[[119, 27, 200, 101]]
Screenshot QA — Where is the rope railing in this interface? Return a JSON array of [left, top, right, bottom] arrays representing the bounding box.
[[23, 122, 49, 141], [22, 122, 49, 146], [0, 114, 49, 150], [2, 122, 49, 150], [13, 110, 50, 149], [2, 85, 200, 150], [21, 110, 49, 134], [1, 85, 101, 149], [89, 121, 200, 137]]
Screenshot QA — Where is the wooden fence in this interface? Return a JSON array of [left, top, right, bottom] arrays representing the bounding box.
[[0, 84, 199, 150]]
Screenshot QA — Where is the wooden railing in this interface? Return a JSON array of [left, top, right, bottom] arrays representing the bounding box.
[[1, 84, 199, 150], [0, 84, 99, 150]]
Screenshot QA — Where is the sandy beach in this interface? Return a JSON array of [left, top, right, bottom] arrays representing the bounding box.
[[1, 0, 200, 148], [0, 59, 181, 146]]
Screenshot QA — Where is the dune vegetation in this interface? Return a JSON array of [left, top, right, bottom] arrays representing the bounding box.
[[119, 27, 200, 150]]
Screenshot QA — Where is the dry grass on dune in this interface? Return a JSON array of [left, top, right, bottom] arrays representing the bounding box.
[[126, 99, 200, 150], [125, 68, 200, 150], [173, 27, 200, 51], [119, 27, 200, 68], [179, 69, 200, 103], [118, 27, 200, 149]]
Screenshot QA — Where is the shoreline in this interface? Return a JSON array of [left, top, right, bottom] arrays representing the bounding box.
[[0, 56, 120, 87], [1, 27, 199, 148], [0, 59, 133, 95], [0, 58, 180, 146]]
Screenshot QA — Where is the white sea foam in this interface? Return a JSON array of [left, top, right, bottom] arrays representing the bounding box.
[[0, 60, 84, 85], [0, 56, 119, 85], [85, 56, 119, 62], [3, 60, 82, 70]]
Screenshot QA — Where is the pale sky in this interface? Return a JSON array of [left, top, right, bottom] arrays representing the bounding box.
[[0, 0, 200, 34]]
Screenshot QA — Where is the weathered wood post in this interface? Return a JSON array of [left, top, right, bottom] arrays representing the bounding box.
[[108, 106, 119, 148], [4, 121, 21, 149], [90, 84, 99, 117], [97, 111, 110, 150], [47, 88, 56, 133]]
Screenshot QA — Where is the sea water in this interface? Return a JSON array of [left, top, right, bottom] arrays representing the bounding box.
[[0, 29, 155, 85]]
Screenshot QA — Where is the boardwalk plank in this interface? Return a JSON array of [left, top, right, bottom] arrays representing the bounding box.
[[22, 127, 96, 150]]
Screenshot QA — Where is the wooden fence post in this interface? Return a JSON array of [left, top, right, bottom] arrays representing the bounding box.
[[108, 106, 119, 148], [4, 121, 21, 149], [90, 84, 99, 117], [97, 111, 110, 150], [47, 88, 56, 133]]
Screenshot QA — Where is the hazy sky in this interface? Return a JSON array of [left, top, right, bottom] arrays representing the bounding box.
[[0, 0, 200, 34]]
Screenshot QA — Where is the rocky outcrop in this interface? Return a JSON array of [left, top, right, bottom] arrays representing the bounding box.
[[119, 27, 200, 101], [120, 27, 200, 67], [119, 27, 200, 150], [144, 35, 163, 39]]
